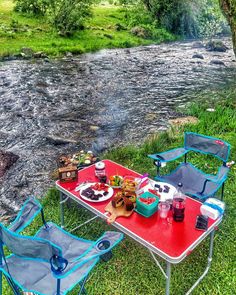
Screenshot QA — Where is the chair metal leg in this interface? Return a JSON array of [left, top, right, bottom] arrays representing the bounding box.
[[57, 278, 61, 295], [0, 271, 2, 295], [221, 183, 225, 200], [79, 275, 88, 295], [5, 276, 21, 295]]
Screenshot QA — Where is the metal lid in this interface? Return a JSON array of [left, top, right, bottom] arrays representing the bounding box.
[[95, 161, 105, 169]]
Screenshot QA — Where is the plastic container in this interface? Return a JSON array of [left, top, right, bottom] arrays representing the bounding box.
[[200, 198, 225, 220], [136, 192, 159, 217], [122, 176, 140, 193]]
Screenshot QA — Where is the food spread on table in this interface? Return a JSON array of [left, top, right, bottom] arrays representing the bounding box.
[[80, 182, 113, 202], [76, 170, 177, 222]]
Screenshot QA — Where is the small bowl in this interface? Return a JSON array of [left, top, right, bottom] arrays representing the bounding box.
[[109, 175, 124, 188]]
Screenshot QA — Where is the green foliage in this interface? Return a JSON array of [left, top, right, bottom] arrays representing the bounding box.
[[0, 2, 175, 58], [139, 0, 228, 38], [197, 0, 230, 38], [49, 0, 93, 36], [14, 0, 49, 15]]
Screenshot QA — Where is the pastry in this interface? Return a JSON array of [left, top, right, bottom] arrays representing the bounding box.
[[111, 193, 124, 208], [123, 198, 134, 211]]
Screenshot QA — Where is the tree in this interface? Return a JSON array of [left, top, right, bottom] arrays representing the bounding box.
[[219, 0, 236, 56]]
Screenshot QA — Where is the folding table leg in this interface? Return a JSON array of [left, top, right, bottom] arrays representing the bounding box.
[[79, 275, 88, 295], [186, 230, 215, 295], [60, 192, 65, 228], [165, 262, 171, 295]]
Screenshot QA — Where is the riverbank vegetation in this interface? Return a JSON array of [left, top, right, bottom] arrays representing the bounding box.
[[0, 0, 175, 59], [3, 87, 235, 294], [0, 0, 232, 59]]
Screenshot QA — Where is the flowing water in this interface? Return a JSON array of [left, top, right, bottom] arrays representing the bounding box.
[[0, 38, 236, 217]]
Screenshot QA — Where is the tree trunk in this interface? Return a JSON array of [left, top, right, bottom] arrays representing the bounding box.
[[219, 0, 236, 57]]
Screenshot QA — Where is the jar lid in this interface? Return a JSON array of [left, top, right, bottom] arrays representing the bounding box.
[[95, 161, 105, 169]]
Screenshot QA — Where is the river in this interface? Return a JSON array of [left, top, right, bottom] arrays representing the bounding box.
[[0, 38, 236, 217]]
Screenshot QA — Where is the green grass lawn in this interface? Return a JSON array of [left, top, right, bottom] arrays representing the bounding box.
[[0, 0, 174, 59], [2, 87, 236, 294]]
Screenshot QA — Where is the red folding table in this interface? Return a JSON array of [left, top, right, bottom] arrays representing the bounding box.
[[56, 160, 223, 295]]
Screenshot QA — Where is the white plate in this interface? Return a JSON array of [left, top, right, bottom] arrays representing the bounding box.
[[79, 182, 114, 203], [143, 181, 177, 200]]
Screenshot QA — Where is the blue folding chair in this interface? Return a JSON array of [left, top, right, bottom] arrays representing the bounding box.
[[148, 132, 231, 200], [0, 197, 123, 295]]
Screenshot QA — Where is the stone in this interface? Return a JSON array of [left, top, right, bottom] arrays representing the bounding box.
[[65, 52, 73, 57], [210, 60, 225, 66], [0, 150, 19, 177], [145, 113, 158, 121], [192, 41, 205, 49], [89, 125, 100, 131], [205, 40, 228, 52], [20, 47, 34, 57], [46, 135, 77, 145], [103, 33, 113, 39], [130, 26, 150, 39], [192, 53, 204, 59], [33, 51, 48, 58], [114, 23, 125, 31]]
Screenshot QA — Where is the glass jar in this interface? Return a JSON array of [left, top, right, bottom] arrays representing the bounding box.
[[95, 161, 106, 178]]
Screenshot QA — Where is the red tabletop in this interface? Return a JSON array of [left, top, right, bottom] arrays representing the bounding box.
[[56, 159, 222, 263]]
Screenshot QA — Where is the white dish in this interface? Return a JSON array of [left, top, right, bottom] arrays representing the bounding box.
[[79, 182, 114, 203], [143, 181, 177, 200]]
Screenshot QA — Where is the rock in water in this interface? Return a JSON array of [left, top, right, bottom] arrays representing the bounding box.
[[46, 135, 77, 145], [0, 150, 19, 177], [192, 54, 204, 59], [205, 40, 228, 52], [210, 60, 225, 66]]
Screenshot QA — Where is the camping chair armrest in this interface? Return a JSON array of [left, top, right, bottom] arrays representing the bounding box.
[[148, 148, 188, 163], [55, 231, 124, 279], [8, 197, 42, 233], [206, 166, 229, 184], [95, 231, 124, 255], [199, 166, 229, 195]]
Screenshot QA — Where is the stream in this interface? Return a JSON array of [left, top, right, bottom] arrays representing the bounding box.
[[0, 38, 236, 218]]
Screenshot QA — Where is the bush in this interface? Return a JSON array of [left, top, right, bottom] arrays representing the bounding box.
[[49, 0, 93, 37], [14, 0, 49, 15]]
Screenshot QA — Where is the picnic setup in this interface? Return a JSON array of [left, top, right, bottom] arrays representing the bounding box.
[[0, 132, 232, 295]]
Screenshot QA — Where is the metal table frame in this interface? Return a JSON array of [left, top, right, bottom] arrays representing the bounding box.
[[57, 165, 222, 295]]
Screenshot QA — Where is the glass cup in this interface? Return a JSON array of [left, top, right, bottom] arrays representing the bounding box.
[[158, 201, 170, 218]]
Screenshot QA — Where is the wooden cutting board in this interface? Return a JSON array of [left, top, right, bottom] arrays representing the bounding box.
[[105, 201, 135, 223]]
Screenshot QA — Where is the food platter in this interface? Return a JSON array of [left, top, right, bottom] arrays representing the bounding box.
[[79, 182, 114, 203]]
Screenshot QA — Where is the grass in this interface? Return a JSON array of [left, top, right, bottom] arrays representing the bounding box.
[[0, 0, 175, 59], [2, 87, 236, 294]]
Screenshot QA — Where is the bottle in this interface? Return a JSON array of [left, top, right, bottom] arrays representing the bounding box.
[[95, 161, 106, 178], [173, 183, 186, 222]]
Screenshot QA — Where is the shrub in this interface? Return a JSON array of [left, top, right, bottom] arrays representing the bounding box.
[[130, 26, 151, 38], [14, 0, 49, 15], [49, 0, 93, 37]]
